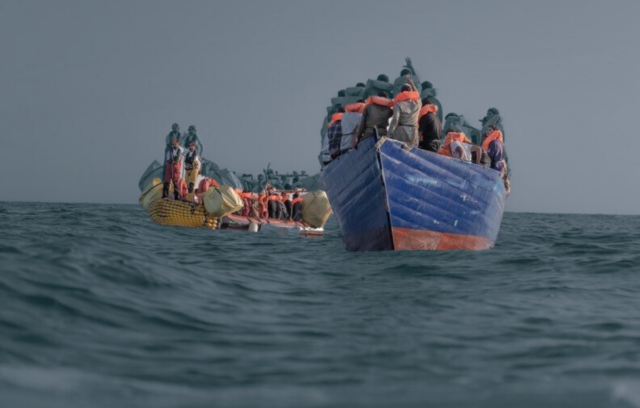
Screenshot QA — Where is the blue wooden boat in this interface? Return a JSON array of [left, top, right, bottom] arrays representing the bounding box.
[[320, 137, 507, 251]]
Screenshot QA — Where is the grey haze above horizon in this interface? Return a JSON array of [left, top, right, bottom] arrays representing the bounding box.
[[1, 0, 638, 215]]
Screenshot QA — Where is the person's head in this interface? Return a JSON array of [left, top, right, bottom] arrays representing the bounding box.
[[356, 98, 365, 103], [377, 91, 388, 98], [445, 113, 459, 120], [421, 97, 433, 106], [338, 90, 346, 97], [293, 193, 299, 199], [188, 125, 196, 134], [488, 108, 500, 116], [338, 107, 346, 113], [487, 124, 499, 133], [172, 139, 179, 146], [189, 141, 196, 151], [400, 68, 411, 77], [421, 81, 433, 89], [356, 82, 365, 88], [401, 84, 411, 92], [376, 74, 389, 83], [172, 123, 179, 132]]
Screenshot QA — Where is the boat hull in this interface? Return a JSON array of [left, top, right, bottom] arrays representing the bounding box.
[[320, 138, 507, 251]]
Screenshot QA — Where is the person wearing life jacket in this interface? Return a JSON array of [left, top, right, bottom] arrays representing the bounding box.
[[482, 124, 510, 195], [357, 91, 394, 143], [165, 123, 183, 152], [326, 107, 345, 161], [443, 112, 483, 145], [340, 99, 365, 155], [362, 74, 395, 99], [420, 81, 443, 123], [392, 57, 422, 97], [267, 191, 283, 219], [438, 126, 472, 158], [183, 141, 201, 202], [418, 97, 442, 152], [388, 75, 421, 149], [290, 193, 304, 221], [163, 139, 184, 199], [182, 125, 204, 156]]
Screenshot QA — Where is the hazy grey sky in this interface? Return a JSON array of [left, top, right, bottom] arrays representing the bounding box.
[[1, 0, 639, 214]]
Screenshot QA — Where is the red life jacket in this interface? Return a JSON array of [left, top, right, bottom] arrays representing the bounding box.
[[393, 91, 420, 104], [291, 197, 304, 206], [482, 130, 504, 152], [419, 104, 438, 119], [365, 96, 394, 108], [345, 102, 365, 113], [328, 112, 343, 127], [438, 132, 471, 158]]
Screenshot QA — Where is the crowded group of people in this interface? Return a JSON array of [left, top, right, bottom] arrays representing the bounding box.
[[320, 58, 510, 194], [161, 123, 306, 222]]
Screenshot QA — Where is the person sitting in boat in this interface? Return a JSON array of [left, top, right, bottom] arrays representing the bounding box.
[[326, 107, 345, 161], [362, 74, 395, 99], [182, 125, 204, 156], [392, 57, 422, 97], [163, 139, 184, 199], [290, 193, 303, 221], [340, 100, 365, 155], [418, 97, 441, 152], [438, 126, 474, 161], [183, 141, 201, 202], [356, 91, 393, 143], [443, 112, 482, 145], [388, 75, 421, 149]]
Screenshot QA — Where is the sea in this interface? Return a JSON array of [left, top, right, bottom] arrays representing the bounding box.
[[1, 201, 639, 408]]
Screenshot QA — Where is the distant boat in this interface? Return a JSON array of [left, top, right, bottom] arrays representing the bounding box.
[[320, 137, 507, 251]]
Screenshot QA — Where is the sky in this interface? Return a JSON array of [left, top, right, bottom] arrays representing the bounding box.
[[1, 0, 639, 214]]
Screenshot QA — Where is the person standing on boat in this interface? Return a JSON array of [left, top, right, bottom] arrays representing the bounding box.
[[183, 141, 201, 202], [356, 91, 393, 143], [163, 139, 184, 199], [340, 100, 365, 154], [392, 57, 421, 97], [420, 81, 443, 123], [290, 193, 303, 221], [326, 107, 345, 161], [165, 123, 183, 151], [418, 97, 441, 152], [388, 75, 421, 149], [482, 124, 510, 194], [182, 125, 204, 156]]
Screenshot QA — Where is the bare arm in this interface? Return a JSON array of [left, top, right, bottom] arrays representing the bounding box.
[[406, 74, 417, 92], [470, 145, 483, 164], [388, 104, 400, 136]]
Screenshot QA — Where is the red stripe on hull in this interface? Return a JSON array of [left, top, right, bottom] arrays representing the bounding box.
[[392, 227, 494, 251]]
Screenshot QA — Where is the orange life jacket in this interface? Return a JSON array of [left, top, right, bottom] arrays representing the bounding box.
[[345, 102, 365, 114], [482, 130, 504, 152], [328, 112, 343, 127], [268, 195, 281, 202], [234, 188, 243, 195], [419, 104, 438, 119], [365, 96, 394, 108], [291, 197, 304, 206], [438, 132, 472, 158], [393, 91, 420, 104]]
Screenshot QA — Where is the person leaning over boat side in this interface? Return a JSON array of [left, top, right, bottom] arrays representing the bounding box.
[[356, 91, 393, 143], [418, 97, 442, 152], [327, 107, 345, 160], [388, 75, 421, 149], [163, 139, 184, 199], [290, 193, 303, 221], [183, 141, 201, 202], [438, 126, 482, 164], [482, 124, 510, 195], [340, 100, 365, 154]]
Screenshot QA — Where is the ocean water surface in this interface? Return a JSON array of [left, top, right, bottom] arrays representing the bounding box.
[[1, 202, 640, 407]]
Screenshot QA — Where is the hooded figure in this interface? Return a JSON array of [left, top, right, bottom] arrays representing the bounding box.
[[182, 125, 204, 156]]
